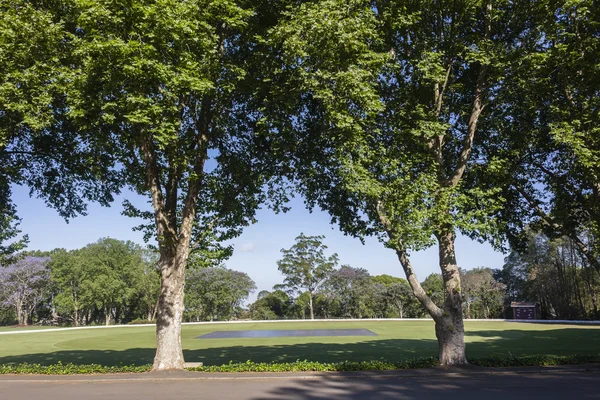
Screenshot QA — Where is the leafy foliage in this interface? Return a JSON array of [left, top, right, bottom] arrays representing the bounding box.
[[496, 231, 600, 320], [0, 256, 50, 325], [2, 354, 599, 374], [185, 266, 256, 321], [276, 233, 338, 319]]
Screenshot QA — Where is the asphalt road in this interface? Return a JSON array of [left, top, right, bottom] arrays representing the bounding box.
[[1, 366, 599, 400]]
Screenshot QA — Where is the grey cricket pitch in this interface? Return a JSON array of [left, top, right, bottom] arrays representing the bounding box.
[[196, 328, 378, 339], [1, 365, 600, 400]]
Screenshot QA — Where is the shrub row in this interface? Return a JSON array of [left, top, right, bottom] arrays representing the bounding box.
[[188, 358, 439, 372], [1, 355, 598, 375], [0, 362, 151, 375], [470, 354, 600, 367]]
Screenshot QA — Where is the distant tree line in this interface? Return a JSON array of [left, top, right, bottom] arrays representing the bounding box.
[[495, 231, 600, 320], [2, 232, 598, 327], [0, 238, 255, 326], [250, 233, 600, 321]]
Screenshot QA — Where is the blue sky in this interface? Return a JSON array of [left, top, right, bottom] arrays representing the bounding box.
[[11, 184, 507, 301]]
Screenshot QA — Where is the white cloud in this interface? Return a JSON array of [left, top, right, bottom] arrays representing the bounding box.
[[239, 243, 256, 252]]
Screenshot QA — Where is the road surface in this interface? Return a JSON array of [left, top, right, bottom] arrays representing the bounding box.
[[1, 366, 599, 399]]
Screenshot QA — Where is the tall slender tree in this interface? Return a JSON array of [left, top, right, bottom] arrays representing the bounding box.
[[276, 233, 338, 320]]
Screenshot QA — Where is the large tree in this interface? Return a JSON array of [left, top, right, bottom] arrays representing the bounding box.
[[276, 233, 338, 320], [77, 239, 145, 326], [13, 0, 290, 370], [269, 0, 530, 364]]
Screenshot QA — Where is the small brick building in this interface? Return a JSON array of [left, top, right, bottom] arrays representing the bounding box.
[[511, 302, 540, 320]]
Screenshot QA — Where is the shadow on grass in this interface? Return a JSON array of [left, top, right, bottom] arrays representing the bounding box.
[[1, 328, 599, 367], [0, 339, 437, 366], [464, 328, 600, 358]]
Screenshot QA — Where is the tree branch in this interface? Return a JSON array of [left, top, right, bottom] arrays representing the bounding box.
[[513, 182, 600, 273], [139, 131, 173, 250], [179, 95, 211, 247], [446, 0, 491, 187], [376, 200, 442, 319]]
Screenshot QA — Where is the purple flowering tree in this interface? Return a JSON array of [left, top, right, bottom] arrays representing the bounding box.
[[0, 256, 51, 325]]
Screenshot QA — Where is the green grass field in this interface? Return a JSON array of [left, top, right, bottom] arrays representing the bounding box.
[[1, 321, 599, 366]]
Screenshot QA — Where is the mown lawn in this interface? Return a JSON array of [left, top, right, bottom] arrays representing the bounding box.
[[0, 320, 599, 366]]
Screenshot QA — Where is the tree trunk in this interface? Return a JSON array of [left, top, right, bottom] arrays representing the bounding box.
[[153, 252, 187, 371], [435, 310, 466, 366], [16, 298, 26, 326], [152, 298, 159, 321], [74, 305, 80, 327], [308, 293, 314, 320], [436, 227, 468, 365], [104, 305, 110, 326], [397, 301, 404, 319]]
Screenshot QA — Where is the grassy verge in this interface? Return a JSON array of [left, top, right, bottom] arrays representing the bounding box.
[[1, 355, 599, 375], [2, 321, 600, 367]]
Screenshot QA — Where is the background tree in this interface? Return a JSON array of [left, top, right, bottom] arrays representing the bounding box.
[[0, 256, 50, 325], [132, 249, 161, 322], [276, 233, 338, 319], [327, 265, 372, 318], [185, 266, 256, 321], [75, 239, 144, 326], [372, 275, 420, 318], [461, 268, 505, 319], [420, 274, 445, 310], [249, 289, 291, 320], [50, 249, 86, 326], [498, 231, 599, 319]]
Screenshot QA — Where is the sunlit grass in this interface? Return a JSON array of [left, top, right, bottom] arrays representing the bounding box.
[[0, 320, 598, 366]]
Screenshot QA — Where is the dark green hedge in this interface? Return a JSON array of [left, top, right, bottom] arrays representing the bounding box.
[[0, 355, 598, 375]]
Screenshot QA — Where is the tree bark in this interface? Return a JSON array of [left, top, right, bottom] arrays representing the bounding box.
[[153, 251, 187, 371], [435, 309, 466, 365], [16, 298, 26, 326], [308, 292, 314, 320], [435, 227, 468, 365], [104, 305, 111, 326], [74, 305, 80, 327]]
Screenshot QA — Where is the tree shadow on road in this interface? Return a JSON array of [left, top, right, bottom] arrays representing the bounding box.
[[248, 370, 600, 399]]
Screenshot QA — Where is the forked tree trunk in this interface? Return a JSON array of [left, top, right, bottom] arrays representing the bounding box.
[[153, 251, 187, 371], [434, 309, 466, 365]]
